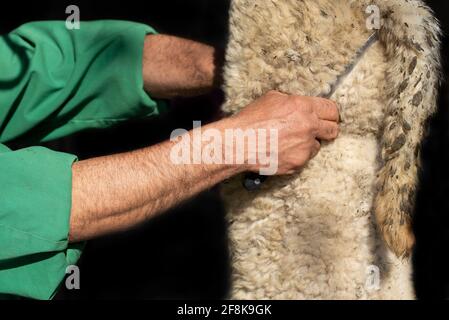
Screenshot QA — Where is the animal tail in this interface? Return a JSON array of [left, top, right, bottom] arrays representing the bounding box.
[[374, 0, 442, 257]]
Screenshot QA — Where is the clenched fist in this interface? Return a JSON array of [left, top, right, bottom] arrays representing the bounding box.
[[229, 91, 340, 175]]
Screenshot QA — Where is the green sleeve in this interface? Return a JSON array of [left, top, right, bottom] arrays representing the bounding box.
[[0, 143, 82, 299], [0, 20, 166, 145], [0, 20, 166, 299]]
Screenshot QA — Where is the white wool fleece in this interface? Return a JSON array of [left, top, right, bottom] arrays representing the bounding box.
[[221, 0, 442, 299]]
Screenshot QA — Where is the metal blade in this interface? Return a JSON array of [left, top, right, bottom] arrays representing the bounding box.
[[321, 32, 379, 99]]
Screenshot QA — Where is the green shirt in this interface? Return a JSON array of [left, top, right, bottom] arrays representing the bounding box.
[[0, 20, 165, 300]]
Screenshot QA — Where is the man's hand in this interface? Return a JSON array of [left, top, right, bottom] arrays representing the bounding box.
[[230, 91, 340, 175], [69, 91, 339, 242], [142, 34, 222, 98]]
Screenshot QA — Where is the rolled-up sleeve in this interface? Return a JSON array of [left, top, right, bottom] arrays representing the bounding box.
[[0, 20, 166, 144], [0, 144, 81, 299]]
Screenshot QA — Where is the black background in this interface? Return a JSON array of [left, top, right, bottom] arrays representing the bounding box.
[[0, 0, 448, 299]]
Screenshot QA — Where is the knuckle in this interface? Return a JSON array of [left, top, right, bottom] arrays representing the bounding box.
[[309, 119, 320, 133], [302, 121, 314, 134], [301, 101, 314, 113], [290, 95, 307, 109]]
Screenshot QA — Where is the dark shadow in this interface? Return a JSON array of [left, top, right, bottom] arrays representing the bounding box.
[[413, 0, 449, 300], [413, 80, 449, 299]]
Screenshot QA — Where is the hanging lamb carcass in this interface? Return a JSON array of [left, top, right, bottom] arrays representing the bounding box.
[[221, 0, 442, 299]]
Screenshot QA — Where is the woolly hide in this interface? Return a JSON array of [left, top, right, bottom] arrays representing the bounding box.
[[221, 0, 442, 299]]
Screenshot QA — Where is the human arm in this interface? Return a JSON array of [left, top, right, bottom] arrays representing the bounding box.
[[69, 91, 340, 242], [142, 34, 223, 98], [0, 20, 225, 300]]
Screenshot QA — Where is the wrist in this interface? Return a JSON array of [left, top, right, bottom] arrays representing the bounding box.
[[212, 117, 253, 174]]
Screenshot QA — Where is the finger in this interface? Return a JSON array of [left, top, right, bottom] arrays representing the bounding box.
[[316, 120, 340, 140], [311, 98, 340, 122]]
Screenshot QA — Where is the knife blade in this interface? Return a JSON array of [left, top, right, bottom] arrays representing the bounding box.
[[320, 32, 379, 99]]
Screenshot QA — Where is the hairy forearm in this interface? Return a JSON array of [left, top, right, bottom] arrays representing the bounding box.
[[69, 118, 241, 243], [142, 34, 222, 98], [69, 36, 224, 242], [69, 90, 340, 242]]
